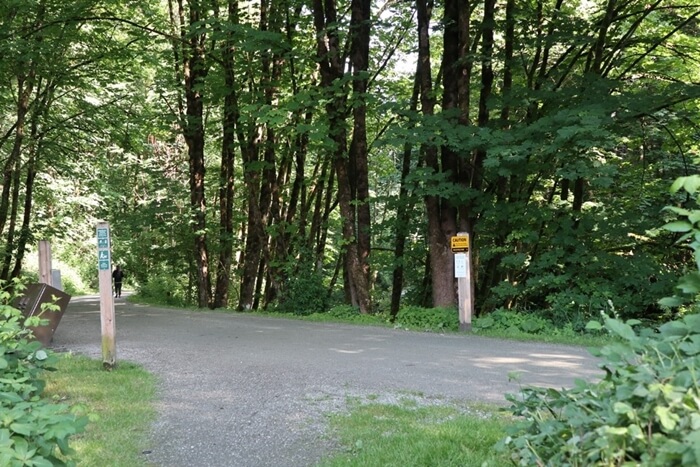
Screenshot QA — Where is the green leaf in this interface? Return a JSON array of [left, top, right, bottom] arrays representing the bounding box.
[[604, 318, 637, 341], [9, 422, 33, 437], [670, 177, 686, 194], [664, 206, 692, 216], [658, 296, 685, 307], [676, 272, 700, 294], [684, 314, 700, 329], [671, 175, 700, 195], [613, 401, 633, 416], [585, 320, 603, 330], [662, 221, 692, 232], [656, 406, 678, 431], [683, 176, 700, 195]]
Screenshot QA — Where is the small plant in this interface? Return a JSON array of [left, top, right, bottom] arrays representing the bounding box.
[[473, 309, 555, 335], [137, 273, 188, 307], [498, 313, 700, 466], [0, 282, 88, 466], [498, 176, 700, 466], [393, 306, 459, 331], [327, 304, 361, 319], [276, 272, 329, 315]]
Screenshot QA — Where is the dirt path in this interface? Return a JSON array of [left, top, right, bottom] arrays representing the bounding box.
[[52, 295, 601, 466]]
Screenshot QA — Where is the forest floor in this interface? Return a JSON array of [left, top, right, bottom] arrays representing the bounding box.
[[52, 295, 601, 467]]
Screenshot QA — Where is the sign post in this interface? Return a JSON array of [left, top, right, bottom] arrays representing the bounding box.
[[38, 240, 52, 286], [96, 222, 116, 369], [451, 233, 472, 332]]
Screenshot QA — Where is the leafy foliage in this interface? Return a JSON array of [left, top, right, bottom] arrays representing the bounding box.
[[0, 287, 87, 466], [275, 271, 330, 315], [473, 309, 556, 335], [498, 313, 700, 466], [498, 174, 700, 464], [393, 306, 459, 332], [137, 273, 189, 308], [659, 174, 700, 311]]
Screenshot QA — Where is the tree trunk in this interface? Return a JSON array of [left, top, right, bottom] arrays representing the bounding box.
[[478, 0, 515, 308], [213, 0, 238, 309], [391, 0, 431, 318], [312, 0, 371, 313], [0, 159, 21, 281], [349, 0, 372, 311], [424, 0, 465, 308], [10, 157, 36, 281], [238, 150, 266, 310], [172, 0, 212, 308], [0, 76, 33, 239]]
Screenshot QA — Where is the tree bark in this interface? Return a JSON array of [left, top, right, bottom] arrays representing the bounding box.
[[391, 0, 431, 318], [171, 0, 212, 308], [0, 159, 21, 281], [312, 0, 371, 313], [213, 0, 238, 309]]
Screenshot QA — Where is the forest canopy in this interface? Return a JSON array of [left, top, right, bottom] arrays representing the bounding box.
[[1, 0, 699, 326]]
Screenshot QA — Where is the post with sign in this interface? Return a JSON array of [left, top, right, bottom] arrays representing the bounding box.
[[38, 240, 52, 286], [451, 233, 473, 332], [96, 222, 116, 369]]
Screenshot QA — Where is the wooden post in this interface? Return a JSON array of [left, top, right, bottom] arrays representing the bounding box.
[[96, 222, 116, 369], [38, 240, 52, 286], [452, 233, 473, 332]]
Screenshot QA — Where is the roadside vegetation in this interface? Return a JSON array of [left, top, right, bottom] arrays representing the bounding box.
[[5, 289, 699, 466], [5, 174, 700, 466], [3, 0, 699, 464], [319, 400, 512, 467], [43, 355, 157, 467]]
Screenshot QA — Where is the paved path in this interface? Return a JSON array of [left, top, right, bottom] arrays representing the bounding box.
[[52, 295, 602, 467]]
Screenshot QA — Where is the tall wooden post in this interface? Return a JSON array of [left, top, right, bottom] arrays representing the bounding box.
[[38, 240, 52, 286], [452, 233, 473, 332], [96, 222, 116, 369]]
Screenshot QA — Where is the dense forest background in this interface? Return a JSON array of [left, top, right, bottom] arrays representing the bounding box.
[[1, 0, 699, 327]]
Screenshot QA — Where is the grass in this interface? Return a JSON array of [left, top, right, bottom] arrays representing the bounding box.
[[41, 354, 514, 467], [318, 399, 512, 467], [43, 353, 157, 467]]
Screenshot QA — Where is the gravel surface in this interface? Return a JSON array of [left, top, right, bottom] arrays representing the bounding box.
[[52, 294, 602, 467]]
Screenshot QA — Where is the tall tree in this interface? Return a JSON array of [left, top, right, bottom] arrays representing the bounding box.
[[212, 0, 239, 308], [168, 0, 213, 307], [312, 0, 372, 313]]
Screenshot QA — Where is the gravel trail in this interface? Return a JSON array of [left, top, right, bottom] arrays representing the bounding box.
[[52, 295, 601, 466]]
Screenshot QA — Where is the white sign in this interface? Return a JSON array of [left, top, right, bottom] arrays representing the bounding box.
[[454, 253, 467, 278]]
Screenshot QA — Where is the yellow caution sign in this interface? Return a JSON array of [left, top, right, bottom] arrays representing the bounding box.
[[451, 235, 469, 252]]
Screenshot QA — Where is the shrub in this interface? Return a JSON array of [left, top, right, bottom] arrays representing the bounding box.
[[394, 306, 459, 331], [327, 304, 361, 319], [0, 286, 88, 466], [473, 309, 555, 335], [137, 274, 188, 307], [498, 313, 700, 466], [276, 272, 329, 315]]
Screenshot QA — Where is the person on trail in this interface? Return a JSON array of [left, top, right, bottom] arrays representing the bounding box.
[[112, 265, 124, 298]]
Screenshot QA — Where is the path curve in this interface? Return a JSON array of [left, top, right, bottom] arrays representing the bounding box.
[[52, 295, 601, 466]]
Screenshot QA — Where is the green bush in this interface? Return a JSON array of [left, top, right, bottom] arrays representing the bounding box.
[[0, 286, 88, 466], [137, 274, 188, 307], [473, 309, 555, 335], [327, 304, 361, 319], [394, 306, 459, 331], [276, 272, 329, 315], [498, 313, 700, 466]]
